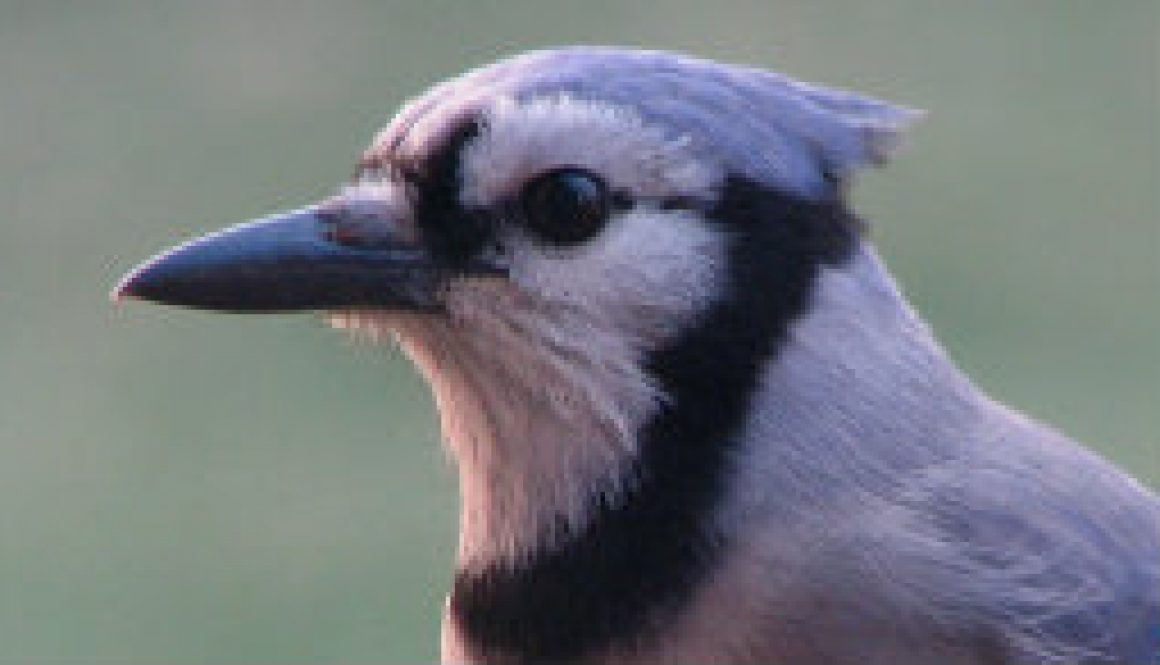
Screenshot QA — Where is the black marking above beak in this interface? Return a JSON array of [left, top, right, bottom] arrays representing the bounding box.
[[112, 204, 444, 313]]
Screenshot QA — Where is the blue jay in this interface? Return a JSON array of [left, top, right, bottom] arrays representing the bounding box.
[[114, 47, 1160, 664]]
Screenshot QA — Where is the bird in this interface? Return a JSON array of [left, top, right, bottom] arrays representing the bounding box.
[[113, 47, 1159, 664]]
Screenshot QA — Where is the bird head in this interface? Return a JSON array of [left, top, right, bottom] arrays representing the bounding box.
[[113, 47, 920, 558], [115, 46, 916, 363]]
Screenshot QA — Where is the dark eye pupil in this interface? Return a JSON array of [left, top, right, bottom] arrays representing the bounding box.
[[522, 168, 610, 244]]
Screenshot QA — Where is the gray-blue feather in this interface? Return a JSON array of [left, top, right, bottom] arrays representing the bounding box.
[[383, 46, 920, 199]]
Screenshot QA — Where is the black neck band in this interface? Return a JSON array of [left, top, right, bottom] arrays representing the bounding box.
[[449, 175, 860, 663]]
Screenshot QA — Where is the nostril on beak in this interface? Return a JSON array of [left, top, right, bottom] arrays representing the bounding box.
[[316, 195, 419, 249], [318, 211, 358, 247], [322, 213, 406, 249]]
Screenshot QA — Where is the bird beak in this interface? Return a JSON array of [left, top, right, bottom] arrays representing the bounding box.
[[111, 204, 443, 313]]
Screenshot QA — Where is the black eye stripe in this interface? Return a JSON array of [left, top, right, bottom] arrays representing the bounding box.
[[610, 190, 633, 212], [406, 118, 492, 268], [655, 195, 708, 212], [515, 187, 701, 213]]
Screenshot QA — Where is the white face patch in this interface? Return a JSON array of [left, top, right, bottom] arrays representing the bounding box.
[[330, 207, 727, 564], [331, 95, 730, 564], [459, 95, 721, 208], [502, 206, 725, 351]]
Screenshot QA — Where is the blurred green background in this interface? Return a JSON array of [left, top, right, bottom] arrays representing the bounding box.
[[2, 2, 1156, 662]]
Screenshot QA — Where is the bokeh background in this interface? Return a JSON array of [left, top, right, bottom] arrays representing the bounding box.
[[2, 2, 1157, 662]]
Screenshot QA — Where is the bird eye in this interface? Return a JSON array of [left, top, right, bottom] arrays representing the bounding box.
[[520, 168, 611, 244]]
